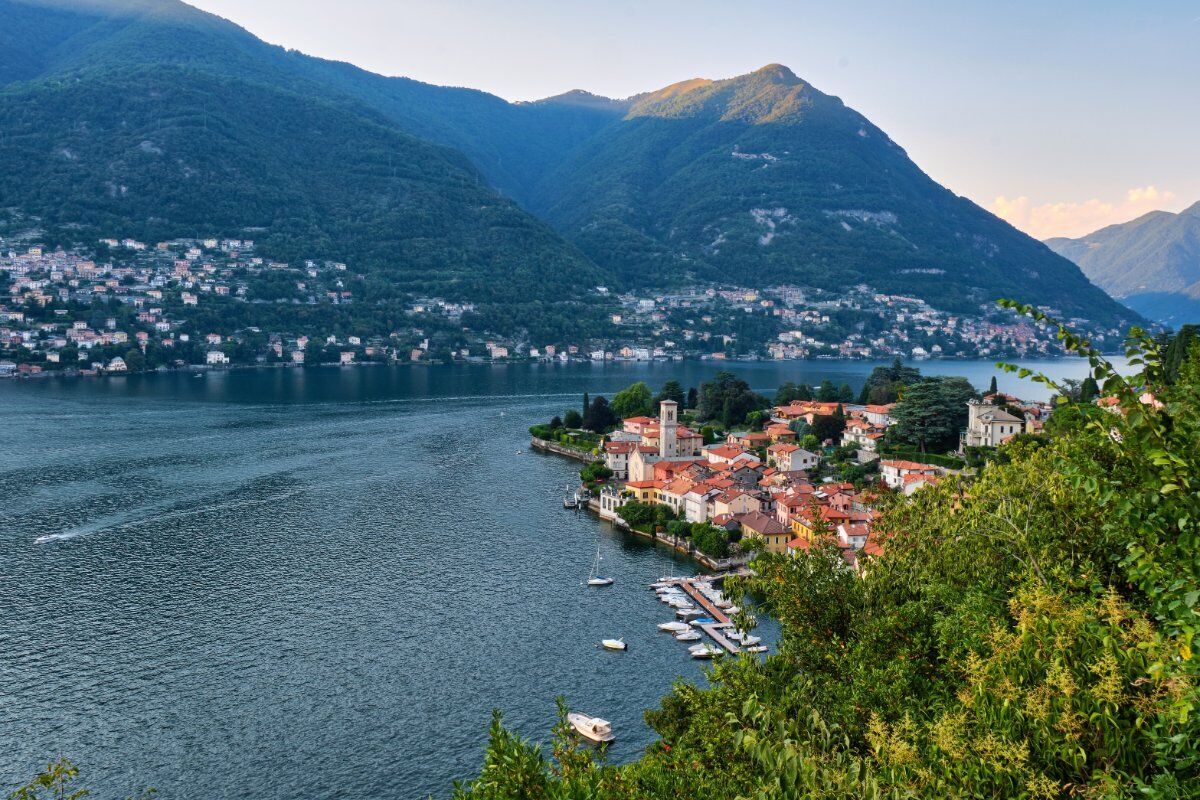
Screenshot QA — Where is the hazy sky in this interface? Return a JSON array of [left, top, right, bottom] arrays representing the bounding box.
[[188, 0, 1199, 239]]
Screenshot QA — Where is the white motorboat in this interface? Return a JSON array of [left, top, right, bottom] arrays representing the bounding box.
[[674, 630, 701, 642], [567, 712, 615, 744], [726, 606, 741, 615], [586, 547, 613, 587], [744, 645, 769, 653], [675, 607, 699, 618], [689, 643, 722, 659], [658, 621, 690, 633], [728, 631, 761, 646], [601, 638, 627, 651]]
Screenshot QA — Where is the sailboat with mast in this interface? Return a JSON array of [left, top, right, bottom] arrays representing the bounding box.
[[586, 547, 613, 586]]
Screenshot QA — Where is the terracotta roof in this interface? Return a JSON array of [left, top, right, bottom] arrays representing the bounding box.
[[880, 459, 938, 472], [739, 511, 787, 536]]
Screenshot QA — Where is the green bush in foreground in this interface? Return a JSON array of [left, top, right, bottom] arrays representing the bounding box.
[[455, 307, 1200, 799]]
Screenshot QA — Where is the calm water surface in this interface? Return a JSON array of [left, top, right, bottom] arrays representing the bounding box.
[[0, 358, 1112, 798]]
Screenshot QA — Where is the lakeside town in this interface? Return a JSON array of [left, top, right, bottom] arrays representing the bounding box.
[[531, 366, 1067, 571], [0, 234, 1128, 378]]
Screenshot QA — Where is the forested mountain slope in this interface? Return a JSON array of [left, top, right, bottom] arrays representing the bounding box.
[[1047, 202, 1200, 326]]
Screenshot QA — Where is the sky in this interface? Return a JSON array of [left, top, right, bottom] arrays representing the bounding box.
[[187, 0, 1199, 240]]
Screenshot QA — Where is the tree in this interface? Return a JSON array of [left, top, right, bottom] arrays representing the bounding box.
[[657, 380, 685, 407], [887, 376, 977, 453], [837, 383, 854, 403], [580, 461, 612, 484], [6, 758, 92, 800], [858, 357, 922, 404], [581, 392, 590, 421], [1078, 375, 1099, 404], [795, 383, 813, 401], [810, 407, 846, 444], [123, 347, 145, 372], [774, 382, 803, 405], [549, 415, 563, 430], [988, 375, 998, 395], [697, 372, 766, 427], [685, 387, 698, 409], [610, 381, 654, 419], [816, 379, 838, 402], [582, 396, 616, 433], [562, 409, 582, 429]]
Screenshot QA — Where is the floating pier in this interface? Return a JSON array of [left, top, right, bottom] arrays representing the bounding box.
[[660, 578, 741, 655]]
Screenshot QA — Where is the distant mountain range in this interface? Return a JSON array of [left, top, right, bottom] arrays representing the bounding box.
[[0, 0, 1138, 331], [1045, 202, 1200, 326]]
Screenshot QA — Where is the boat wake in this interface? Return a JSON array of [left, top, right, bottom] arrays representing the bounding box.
[[31, 486, 309, 545], [34, 532, 80, 545]]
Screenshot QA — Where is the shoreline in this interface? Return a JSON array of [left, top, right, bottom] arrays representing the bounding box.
[[0, 352, 1106, 382], [531, 436, 753, 572]]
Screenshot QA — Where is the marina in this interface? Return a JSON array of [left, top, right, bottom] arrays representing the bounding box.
[[652, 576, 756, 657]]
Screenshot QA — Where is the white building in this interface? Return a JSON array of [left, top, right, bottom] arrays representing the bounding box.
[[206, 350, 229, 365], [961, 400, 1024, 449]]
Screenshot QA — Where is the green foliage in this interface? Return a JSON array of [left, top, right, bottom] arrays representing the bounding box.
[[6, 759, 89, 800], [656, 380, 685, 407], [809, 406, 846, 444], [887, 376, 977, 453], [562, 409, 583, 429], [815, 379, 838, 402], [858, 357, 922, 404], [610, 381, 654, 419], [774, 381, 813, 404], [582, 396, 617, 433], [579, 461, 612, 484], [690, 523, 731, 559], [616, 501, 678, 533], [457, 307, 1199, 799], [697, 371, 766, 427], [1162, 324, 1199, 385]]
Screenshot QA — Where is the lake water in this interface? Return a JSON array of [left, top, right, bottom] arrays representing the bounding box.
[[0, 358, 1114, 798]]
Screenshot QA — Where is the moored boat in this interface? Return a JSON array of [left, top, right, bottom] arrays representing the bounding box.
[[586, 547, 613, 586], [601, 638, 627, 651], [674, 630, 701, 642], [567, 712, 615, 744], [657, 621, 690, 633], [688, 643, 722, 659]]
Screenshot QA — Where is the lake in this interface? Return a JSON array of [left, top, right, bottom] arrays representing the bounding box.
[[0, 357, 1114, 798]]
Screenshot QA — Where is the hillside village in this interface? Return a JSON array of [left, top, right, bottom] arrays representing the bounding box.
[[536, 379, 1055, 570], [0, 235, 1123, 377]]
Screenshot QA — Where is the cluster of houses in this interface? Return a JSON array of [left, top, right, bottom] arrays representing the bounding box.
[[588, 389, 1056, 568], [594, 399, 883, 567], [603, 283, 1120, 361]]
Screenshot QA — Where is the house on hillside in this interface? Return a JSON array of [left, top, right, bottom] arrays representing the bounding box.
[[960, 399, 1024, 450], [879, 459, 938, 490]]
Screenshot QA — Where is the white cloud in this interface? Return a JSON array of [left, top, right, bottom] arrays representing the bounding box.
[[989, 186, 1178, 240]]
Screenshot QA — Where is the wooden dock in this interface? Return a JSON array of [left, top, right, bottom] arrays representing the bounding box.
[[672, 579, 740, 654]]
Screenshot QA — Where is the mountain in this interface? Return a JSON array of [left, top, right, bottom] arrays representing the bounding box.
[[1045, 202, 1200, 326], [0, 0, 1138, 332], [528, 64, 1132, 325], [0, 0, 610, 309]]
